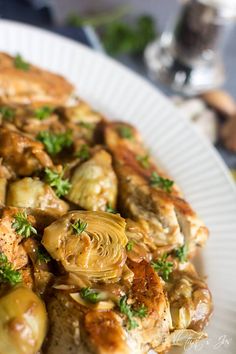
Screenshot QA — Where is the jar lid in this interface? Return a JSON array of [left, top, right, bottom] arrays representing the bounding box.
[[199, 0, 236, 19]]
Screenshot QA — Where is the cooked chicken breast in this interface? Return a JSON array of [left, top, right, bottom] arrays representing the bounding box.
[[104, 122, 208, 257], [0, 127, 53, 177], [0, 52, 74, 105]]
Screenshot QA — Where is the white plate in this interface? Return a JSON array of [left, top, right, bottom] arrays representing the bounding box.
[[0, 19, 236, 354]]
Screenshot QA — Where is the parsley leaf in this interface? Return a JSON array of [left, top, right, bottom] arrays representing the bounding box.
[[0, 106, 15, 120], [79, 121, 94, 130], [44, 168, 71, 197], [71, 219, 88, 235], [80, 287, 101, 303], [175, 244, 188, 263], [136, 154, 150, 169], [126, 241, 134, 252], [75, 144, 90, 161], [35, 106, 54, 120], [37, 130, 73, 156], [133, 304, 148, 318], [103, 15, 156, 56], [119, 295, 138, 330], [14, 54, 30, 71], [106, 204, 117, 214], [0, 252, 22, 285], [37, 247, 51, 265], [150, 172, 174, 193], [118, 126, 133, 139], [12, 211, 37, 238], [151, 254, 173, 281]]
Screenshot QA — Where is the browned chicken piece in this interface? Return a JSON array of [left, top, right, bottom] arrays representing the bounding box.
[[127, 260, 171, 353], [44, 290, 93, 354], [104, 122, 208, 257], [0, 127, 53, 177], [0, 52, 74, 105], [0, 207, 28, 269], [166, 261, 213, 332]]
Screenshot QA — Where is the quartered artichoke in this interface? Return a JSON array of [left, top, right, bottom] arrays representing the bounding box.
[[42, 211, 127, 283], [7, 177, 69, 215], [0, 286, 47, 354], [67, 150, 118, 211]]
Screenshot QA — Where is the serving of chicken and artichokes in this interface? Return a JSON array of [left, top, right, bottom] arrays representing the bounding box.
[[0, 52, 212, 354]]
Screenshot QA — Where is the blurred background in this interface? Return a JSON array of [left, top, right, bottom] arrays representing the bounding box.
[[1, 0, 236, 175]]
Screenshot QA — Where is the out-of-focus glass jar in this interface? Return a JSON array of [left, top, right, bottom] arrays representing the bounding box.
[[145, 0, 236, 95]]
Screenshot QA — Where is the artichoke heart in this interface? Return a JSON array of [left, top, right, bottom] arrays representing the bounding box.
[[42, 211, 127, 282], [7, 177, 69, 215], [67, 149, 118, 211]]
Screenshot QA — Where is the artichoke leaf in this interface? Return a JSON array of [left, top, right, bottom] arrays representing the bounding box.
[[42, 211, 127, 283]]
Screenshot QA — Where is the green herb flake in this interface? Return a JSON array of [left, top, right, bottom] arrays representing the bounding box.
[[44, 168, 71, 197], [75, 144, 90, 161], [37, 247, 51, 265], [0, 106, 15, 120], [80, 287, 101, 303], [103, 15, 156, 56], [12, 211, 37, 238], [79, 121, 94, 130], [150, 172, 174, 193], [118, 295, 138, 330], [126, 241, 134, 252], [175, 244, 188, 263], [106, 204, 117, 214], [136, 154, 150, 169], [71, 219, 88, 235], [0, 252, 22, 285], [35, 106, 54, 120], [151, 254, 173, 281], [14, 54, 30, 71], [37, 130, 73, 156], [118, 126, 133, 139], [133, 304, 148, 319]]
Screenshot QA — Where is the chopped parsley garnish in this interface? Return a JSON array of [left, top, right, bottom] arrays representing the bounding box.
[[0, 106, 15, 120], [175, 244, 188, 263], [106, 204, 117, 214], [14, 54, 30, 71], [126, 241, 134, 252], [118, 126, 133, 139], [119, 295, 138, 330], [75, 144, 90, 160], [151, 254, 173, 281], [0, 252, 22, 285], [12, 211, 37, 238], [80, 287, 101, 303], [37, 130, 73, 156], [79, 121, 94, 130], [44, 168, 71, 197], [136, 154, 150, 169], [71, 219, 88, 235], [118, 296, 148, 330], [133, 303, 148, 318], [150, 172, 174, 193], [35, 106, 54, 120], [37, 247, 51, 265]]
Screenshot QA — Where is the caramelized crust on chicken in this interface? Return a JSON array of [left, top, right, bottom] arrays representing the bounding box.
[[0, 52, 74, 105], [0, 127, 53, 177]]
